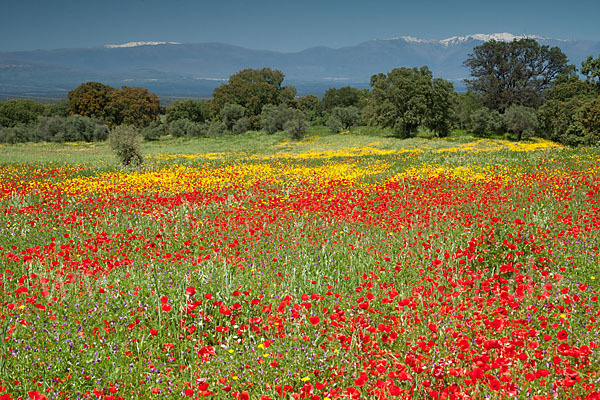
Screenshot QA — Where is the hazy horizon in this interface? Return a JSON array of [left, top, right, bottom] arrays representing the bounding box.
[[1, 0, 599, 52]]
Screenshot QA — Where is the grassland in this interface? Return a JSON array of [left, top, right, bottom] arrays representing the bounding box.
[[1, 128, 599, 399]]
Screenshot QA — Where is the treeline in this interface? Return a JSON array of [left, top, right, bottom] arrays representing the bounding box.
[[1, 38, 599, 146]]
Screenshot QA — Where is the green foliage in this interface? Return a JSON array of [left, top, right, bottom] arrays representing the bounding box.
[[425, 78, 456, 137], [209, 68, 296, 128], [232, 117, 251, 134], [464, 39, 572, 111], [364, 66, 454, 138], [169, 118, 208, 138], [455, 91, 484, 130], [44, 99, 70, 117], [283, 109, 307, 140], [321, 86, 367, 111], [576, 96, 600, 145], [220, 103, 246, 131], [108, 125, 143, 166], [0, 99, 45, 127], [140, 121, 167, 141], [470, 108, 504, 135], [582, 54, 600, 86], [503, 105, 539, 141], [207, 121, 227, 137], [297, 95, 323, 122], [0, 124, 36, 143], [537, 73, 600, 146], [326, 106, 361, 133], [166, 99, 209, 124], [260, 104, 298, 134]]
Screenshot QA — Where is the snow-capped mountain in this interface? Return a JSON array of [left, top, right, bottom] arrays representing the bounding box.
[[104, 41, 182, 48], [1, 33, 598, 99]]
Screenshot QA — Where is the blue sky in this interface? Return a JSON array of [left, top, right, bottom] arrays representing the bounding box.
[[1, 0, 599, 52]]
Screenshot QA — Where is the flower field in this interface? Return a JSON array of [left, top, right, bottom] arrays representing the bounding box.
[[1, 137, 600, 399]]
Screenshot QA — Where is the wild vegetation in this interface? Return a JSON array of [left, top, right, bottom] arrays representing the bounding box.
[[1, 39, 600, 400], [1, 39, 599, 156]]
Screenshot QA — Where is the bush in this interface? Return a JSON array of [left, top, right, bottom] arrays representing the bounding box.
[[141, 121, 166, 141], [326, 106, 361, 132], [284, 110, 307, 140], [108, 125, 143, 166], [169, 119, 207, 138], [503, 105, 538, 141], [260, 104, 297, 133], [232, 117, 250, 134], [207, 121, 227, 137], [0, 124, 36, 144], [577, 96, 600, 146], [326, 115, 344, 133], [470, 108, 504, 135], [221, 104, 246, 131], [36, 115, 65, 142]]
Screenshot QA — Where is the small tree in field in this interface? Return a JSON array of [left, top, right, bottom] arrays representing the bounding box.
[[504, 104, 539, 141], [109, 125, 143, 166]]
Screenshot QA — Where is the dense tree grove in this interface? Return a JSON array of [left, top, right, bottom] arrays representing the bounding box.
[[2, 48, 600, 147]]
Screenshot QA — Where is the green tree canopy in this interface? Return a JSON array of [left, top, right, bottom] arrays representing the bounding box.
[[503, 105, 539, 141], [364, 66, 454, 138], [0, 99, 45, 127], [464, 39, 572, 112], [582, 54, 600, 86], [209, 68, 296, 127], [321, 86, 367, 111], [166, 99, 209, 124]]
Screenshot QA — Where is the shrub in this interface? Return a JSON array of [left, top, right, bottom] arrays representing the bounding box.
[[108, 125, 143, 166], [220, 104, 246, 131], [578, 96, 600, 146], [284, 110, 307, 140], [141, 121, 166, 141], [207, 121, 227, 137], [232, 117, 250, 134], [169, 119, 208, 138], [503, 105, 538, 141], [470, 108, 504, 135], [260, 104, 297, 133], [326, 115, 344, 133], [326, 106, 361, 132], [36, 116, 65, 142]]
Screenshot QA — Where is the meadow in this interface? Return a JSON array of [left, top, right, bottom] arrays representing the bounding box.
[[1, 128, 600, 400]]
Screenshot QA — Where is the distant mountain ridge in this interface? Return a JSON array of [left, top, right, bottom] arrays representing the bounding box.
[[1, 33, 599, 101]]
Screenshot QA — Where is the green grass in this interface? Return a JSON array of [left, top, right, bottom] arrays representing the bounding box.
[[0, 126, 551, 166]]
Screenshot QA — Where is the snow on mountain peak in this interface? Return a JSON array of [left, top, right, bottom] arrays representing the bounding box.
[[104, 41, 181, 48], [439, 33, 546, 46]]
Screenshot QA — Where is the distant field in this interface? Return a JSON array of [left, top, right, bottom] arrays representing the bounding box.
[[1, 129, 600, 399]]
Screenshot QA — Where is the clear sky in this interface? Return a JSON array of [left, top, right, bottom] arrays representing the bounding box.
[[1, 0, 599, 52]]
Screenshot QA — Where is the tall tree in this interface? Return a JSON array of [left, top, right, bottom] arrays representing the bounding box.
[[209, 68, 296, 128], [581, 54, 600, 86], [107, 86, 160, 128], [464, 39, 572, 112], [364, 66, 454, 138], [67, 82, 114, 120]]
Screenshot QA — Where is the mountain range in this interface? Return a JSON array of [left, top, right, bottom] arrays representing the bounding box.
[[1, 33, 599, 101]]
